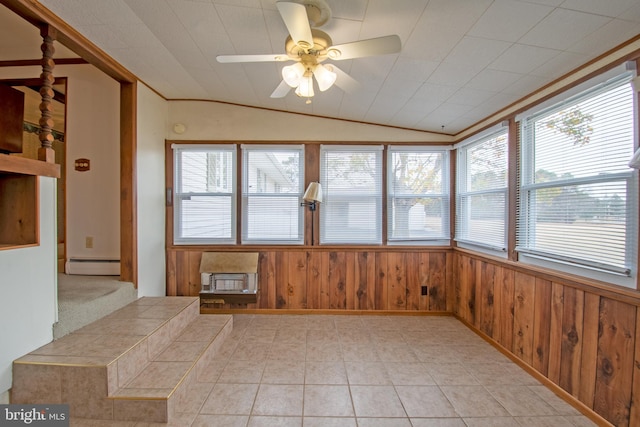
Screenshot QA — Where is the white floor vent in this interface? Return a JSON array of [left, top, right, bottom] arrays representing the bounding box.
[[65, 258, 120, 275]]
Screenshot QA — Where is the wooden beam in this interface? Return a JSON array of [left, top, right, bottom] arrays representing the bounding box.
[[120, 82, 137, 286], [1, 0, 136, 83], [0, 58, 87, 67]]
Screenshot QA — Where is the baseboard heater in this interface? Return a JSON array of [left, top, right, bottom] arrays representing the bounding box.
[[65, 258, 120, 275]]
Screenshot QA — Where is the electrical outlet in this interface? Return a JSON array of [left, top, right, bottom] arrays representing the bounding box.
[[85, 236, 93, 249], [421, 285, 428, 296]]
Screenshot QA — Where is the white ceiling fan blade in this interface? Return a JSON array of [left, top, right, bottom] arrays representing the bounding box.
[[270, 80, 292, 98], [328, 35, 401, 60], [327, 65, 360, 93], [217, 54, 290, 63], [276, 1, 314, 48]]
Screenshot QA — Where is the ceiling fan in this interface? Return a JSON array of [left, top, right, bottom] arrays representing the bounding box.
[[216, 0, 402, 103]]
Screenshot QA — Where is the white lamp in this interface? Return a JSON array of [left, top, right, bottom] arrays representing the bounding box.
[[303, 182, 323, 207], [282, 62, 305, 87], [295, 74, 315, 98], [313, 64, 337, 91]]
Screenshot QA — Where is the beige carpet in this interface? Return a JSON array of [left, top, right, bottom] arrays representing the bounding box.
[[54, 274, 138, 339]]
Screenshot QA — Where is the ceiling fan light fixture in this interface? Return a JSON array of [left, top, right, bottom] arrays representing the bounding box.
[[313, 63, 337, 91], [295, 74, 314, 98], [282, 62, 305, 87]]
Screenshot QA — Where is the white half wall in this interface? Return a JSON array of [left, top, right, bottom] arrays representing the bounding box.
[[136, 84, 168, 296], [0, 177, 57, 395]]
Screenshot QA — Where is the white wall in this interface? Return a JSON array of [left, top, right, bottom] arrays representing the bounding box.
[[64, 66, 120, 262], [0, 177, 57, 397], [0, 64, 121, 398], [136, 84, 168, 296], [167, 100, 452, 142]]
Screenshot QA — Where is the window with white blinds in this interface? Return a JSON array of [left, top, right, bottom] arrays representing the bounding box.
[[456, 129, 508, 251], [242, 145, 304, 244], [320, 145, 383, 244], [517, 72, 637, 277], [173, 145, 236, 244], [388, 147, 450, 243]]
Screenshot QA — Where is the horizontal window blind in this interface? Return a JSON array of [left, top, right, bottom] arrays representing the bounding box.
[[388, 147, 450, 242], [242, 146, 304, 244], [517, 72, 637, 276], [456, 129, 508, 250], [173, 145, 236, 244], [320, 145, 383, 244]]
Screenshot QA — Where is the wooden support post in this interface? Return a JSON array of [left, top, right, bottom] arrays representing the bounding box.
[[38, 24, 56, 163]]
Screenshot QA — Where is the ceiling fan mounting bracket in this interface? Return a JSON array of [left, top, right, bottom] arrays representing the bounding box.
[[289, 0, 332, 27]]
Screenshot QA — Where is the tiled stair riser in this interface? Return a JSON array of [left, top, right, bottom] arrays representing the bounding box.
[[113, 317, 233, 422], [11, 297, 231, 423]]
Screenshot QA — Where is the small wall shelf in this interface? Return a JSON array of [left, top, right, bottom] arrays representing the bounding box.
[[0, 154, 60, 250]]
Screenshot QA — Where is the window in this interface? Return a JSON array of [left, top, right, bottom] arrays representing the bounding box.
[[517, 72, 637, 278], [388, 147, 450, 243], [173, 144, 236, 244], [456, 129, 508, 251], [242, 145, 304, 244], [320, 145, 383, 244]]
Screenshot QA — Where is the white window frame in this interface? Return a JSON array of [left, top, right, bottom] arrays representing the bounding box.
[[173, 144, 237, 245], [387, 146, 451, 245], [241, 145, 305, 245], [516, 70, 638, 287], [455, 126, 508, 254], [319, 145, 383, 245]]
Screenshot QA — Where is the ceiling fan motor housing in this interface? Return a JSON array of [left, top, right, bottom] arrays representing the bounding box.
[[285, 29, 333, 61]]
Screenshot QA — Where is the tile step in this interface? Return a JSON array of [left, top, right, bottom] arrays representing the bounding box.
[[11, 297, 232, 423]]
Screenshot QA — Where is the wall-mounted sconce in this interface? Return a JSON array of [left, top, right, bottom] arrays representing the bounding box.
[[301, 182, 323, 245]]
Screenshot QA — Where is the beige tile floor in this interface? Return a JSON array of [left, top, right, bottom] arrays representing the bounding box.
[[72, 314, 597, 427]]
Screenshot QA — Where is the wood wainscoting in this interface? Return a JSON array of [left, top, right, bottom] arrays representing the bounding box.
[[167, 248, 454, 312], [453, 249, 640, 427]]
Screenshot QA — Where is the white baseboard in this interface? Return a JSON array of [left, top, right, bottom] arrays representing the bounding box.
[[65, 259, 120, 275]]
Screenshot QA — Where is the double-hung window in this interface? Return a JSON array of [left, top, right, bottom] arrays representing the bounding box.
[[173, 144, 236, 244], [517, 71, 638, 281], [456, 129, 508, 251], [241, 145, 304, 244], [320, 145, 383, 244], [388, 147, 450, 244]]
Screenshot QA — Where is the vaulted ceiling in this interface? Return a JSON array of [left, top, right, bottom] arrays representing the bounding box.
[[4, 0, 640, 135]]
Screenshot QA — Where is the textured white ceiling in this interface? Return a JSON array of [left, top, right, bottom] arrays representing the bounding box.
[[6, 0, 640, 134]]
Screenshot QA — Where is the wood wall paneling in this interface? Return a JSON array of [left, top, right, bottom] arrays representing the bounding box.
[[630, 310, 640, 426], [168, 249, 450, 313], [559, 286, 584, 397], [478, 262, 495, 337], [548, 282, 564, 385], [259, 251, 276, 309], [387, 252, 407, 310], [375, 252, 388, 310], [512, 272, 535, 365], [355, 252, 376, 310], [496, 266, 515, 351], [593, 297, 636, 426], [579, 292, 600, 409], [328, 252, 347, 309], [532, 278, 551, 376], [453, 252, 640, 427]]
